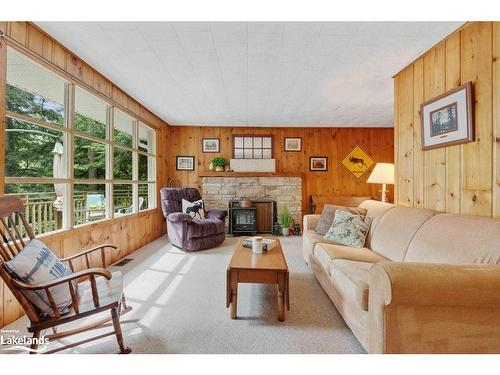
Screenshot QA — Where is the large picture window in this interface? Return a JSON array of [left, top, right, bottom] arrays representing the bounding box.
[[4, 48, 157, 235]]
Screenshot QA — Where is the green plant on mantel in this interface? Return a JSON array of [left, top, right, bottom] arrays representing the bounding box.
[[212, 157, 226, 168], [279, 206, 292, 228]]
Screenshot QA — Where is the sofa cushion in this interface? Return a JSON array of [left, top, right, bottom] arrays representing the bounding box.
[[358, 200, 395, 248], [329, 259, 372, 311], [315, 204, 367, 236], [370, 206, 437, 261], [303, 229, 340, 261], [404, 213, 500, 265], [323, 210, 372, 248], [313, 243, 387, 273]]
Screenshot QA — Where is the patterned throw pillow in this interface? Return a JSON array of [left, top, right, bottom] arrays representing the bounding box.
[[5, 239, 76, 317], [323, 210, 373, 248], [315, 205, 367, 236], [182, 198, 205, 219]]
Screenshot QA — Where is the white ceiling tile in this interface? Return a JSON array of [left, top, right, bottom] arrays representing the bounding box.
[[151, 40, 187, 60], [215, 42, 248, 61], [248, 33, 282, 55], [36, 21, 463, 127], [176, 31, 215, 53], [248, 22, 285, 34], [136, 22, 178, 41], [211, 22, 247, 43], [173, 22, 211, 32]]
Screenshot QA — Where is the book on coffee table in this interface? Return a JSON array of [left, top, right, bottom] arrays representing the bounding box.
[[241, 237, 277, 252]]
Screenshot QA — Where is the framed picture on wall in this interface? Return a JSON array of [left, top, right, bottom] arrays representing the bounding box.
[[309, 157, 328, 171], [420, 81, 474, 150], [284, 137, 302, 151], [176, 156, 195, 171], [202, 138, 220, 153]]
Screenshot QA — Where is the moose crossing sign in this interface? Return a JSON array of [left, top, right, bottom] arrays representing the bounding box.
[[341, 145, 374, 179]]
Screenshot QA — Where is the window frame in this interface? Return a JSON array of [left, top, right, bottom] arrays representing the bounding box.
[[4, 46, 157, 235], [232, 134, 274, 159]]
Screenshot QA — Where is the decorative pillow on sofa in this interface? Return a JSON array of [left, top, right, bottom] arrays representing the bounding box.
[[315, 204, 367, 235], [182, 198, 205, 219], [5, 239, 76, 317], [323, 210, 372, 248]]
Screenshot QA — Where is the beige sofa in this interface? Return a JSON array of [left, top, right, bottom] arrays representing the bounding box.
[[303, 200, 500, 353]]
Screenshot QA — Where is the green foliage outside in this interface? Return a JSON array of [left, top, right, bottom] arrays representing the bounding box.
[[5, 84, 142, 194]]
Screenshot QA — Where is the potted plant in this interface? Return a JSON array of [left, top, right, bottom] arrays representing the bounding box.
[[279, 206, 292, 236], [211, 157, 226, 172]]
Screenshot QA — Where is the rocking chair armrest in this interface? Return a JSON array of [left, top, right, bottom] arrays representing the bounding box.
[[10, 268, 112, 291], [60, 244, 118, 262]]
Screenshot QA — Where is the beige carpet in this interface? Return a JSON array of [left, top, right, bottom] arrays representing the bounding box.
[[2, 236, 365, 354]]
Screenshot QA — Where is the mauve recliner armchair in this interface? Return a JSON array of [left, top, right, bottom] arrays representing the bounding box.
[[160, 188, 227, 251]]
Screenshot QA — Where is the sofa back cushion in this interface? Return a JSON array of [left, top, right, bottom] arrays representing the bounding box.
[[404, 214, 500, 265], [369, 206, 437, 261], [358, 200, 395, 248]]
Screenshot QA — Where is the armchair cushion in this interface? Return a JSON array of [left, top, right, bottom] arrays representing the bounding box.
[[187, 218, 225, 238], [5, 239, 75, 317]]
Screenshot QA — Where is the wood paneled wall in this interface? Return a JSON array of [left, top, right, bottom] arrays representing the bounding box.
[[0, 22, 170, 328], [394, 22, 500, 218], [167, 126, 394, 214]]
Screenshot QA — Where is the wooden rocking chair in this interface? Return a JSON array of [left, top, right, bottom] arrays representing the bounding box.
[[0, 196, 132, 354]]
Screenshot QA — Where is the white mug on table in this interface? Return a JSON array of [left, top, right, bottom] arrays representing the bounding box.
[[252, 236, 263, 254]]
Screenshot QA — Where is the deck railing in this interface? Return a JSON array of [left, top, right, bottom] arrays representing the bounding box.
[[6, 190, 142, 236]]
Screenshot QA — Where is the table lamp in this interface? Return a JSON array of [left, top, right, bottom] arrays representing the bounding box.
[[367, 163, 394, 202]]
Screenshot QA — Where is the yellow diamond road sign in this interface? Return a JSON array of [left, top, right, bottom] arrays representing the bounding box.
[[342, 146, 374, 179]]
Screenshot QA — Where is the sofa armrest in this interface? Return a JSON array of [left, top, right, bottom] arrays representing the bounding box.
[[370, 262, 500, 307], [167, 213, 192, 223], [303, 214, 321, 231], [368, 262, 500, 353], [205, 208, 227, 221]]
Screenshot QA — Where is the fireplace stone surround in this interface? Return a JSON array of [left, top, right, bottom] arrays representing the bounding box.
[[200, 175, 302, 231]]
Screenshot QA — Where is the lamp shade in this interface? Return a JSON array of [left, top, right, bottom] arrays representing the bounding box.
[[367, 163, 394, 185]]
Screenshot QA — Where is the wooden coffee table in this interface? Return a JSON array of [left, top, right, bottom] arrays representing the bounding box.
[[226, 238, 290, 321]]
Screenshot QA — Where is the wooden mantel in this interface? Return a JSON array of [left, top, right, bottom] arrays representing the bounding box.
[[198, 172, 305, 178]]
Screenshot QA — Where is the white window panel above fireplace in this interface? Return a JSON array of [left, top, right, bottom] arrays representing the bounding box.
[[230, 159, 276, 172]]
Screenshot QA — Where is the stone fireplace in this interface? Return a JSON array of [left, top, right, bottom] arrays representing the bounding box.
[[200, 175, 303, 230]]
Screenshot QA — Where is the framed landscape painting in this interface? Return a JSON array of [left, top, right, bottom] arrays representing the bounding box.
[[420, 81, 474, 150], [202, 138, 220, 153], [284, 137, 302, 151], [176, 156, 195, 171], [309, 156, 328, 171]]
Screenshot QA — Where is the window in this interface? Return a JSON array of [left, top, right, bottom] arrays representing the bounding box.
[[74, 86, 108, 139], [233, 135, 273, 159], [6, 49, 65, 126], [4, 48, 157, 236], [114, 109, 134, 147], [138, 122, 155, 153], [5, 117, 65, 178]]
